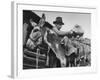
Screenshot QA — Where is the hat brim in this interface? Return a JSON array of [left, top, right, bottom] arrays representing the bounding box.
[[53, 21, 64, 25]]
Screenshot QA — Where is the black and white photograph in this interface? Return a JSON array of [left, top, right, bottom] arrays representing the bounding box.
[[23, 10, 91, 69]]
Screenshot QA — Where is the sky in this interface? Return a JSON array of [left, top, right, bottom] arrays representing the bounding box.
[[32, 10, 91, 39]]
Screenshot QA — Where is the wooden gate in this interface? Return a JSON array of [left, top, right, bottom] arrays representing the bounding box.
[[23, 48, 48, 69]]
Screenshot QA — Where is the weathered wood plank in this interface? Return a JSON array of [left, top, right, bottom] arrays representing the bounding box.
[[24, 49, 47, 60], [23, 54, 46, 63]]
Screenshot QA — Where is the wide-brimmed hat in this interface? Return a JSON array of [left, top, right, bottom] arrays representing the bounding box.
[[53, 17, 64, 25]]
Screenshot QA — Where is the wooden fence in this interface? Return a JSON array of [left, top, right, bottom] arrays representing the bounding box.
[[23, 48, 48, 69]]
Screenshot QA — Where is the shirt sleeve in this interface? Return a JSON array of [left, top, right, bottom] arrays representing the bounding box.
[[53, 27, 68, 36]]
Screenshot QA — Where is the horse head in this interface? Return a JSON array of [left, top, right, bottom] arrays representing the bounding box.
[[26, 13, 47, 49]]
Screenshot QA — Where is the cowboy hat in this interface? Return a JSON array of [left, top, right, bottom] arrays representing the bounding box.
[[53, 17, 64, 25]]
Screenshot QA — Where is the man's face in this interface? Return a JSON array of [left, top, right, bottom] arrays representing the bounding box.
[[56, 24, 62, 30]]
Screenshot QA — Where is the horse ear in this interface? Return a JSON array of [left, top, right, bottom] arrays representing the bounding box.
[[38, 13, 46, 27], [42, 13, 46, 20]]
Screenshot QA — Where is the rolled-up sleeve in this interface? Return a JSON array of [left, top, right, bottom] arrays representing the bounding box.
[[53, 27, 68, 36]]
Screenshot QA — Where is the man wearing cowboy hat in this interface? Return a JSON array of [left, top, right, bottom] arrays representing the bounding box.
[[53, 17, 72, 36]]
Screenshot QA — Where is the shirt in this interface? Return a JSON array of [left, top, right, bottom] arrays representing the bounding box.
[[52, 26, 67, 36]]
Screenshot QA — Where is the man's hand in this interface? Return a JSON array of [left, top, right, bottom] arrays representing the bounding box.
[[66, 30, 73, 35]]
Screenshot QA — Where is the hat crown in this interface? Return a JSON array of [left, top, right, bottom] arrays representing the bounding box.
[[53, 17, 64, 25], [55, 17, 63, 22]]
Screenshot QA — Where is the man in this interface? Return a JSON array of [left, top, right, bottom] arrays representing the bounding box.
[[52, 17, 73, 45], [53, 17, 71, 36]]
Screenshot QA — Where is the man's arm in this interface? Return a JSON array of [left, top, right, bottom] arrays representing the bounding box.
[[53, 27, 72, 36]]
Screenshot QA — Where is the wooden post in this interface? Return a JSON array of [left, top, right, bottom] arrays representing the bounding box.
[[36, 48, 40, 69], [46, 47, 50, 66]]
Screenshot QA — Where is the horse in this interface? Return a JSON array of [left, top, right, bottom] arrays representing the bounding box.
[[25, 14, 50, 68], [71, 39, 91, 66], [61, 36, 78, 67], [26, 13, 48, 51], [26, 26, 43, 50]]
